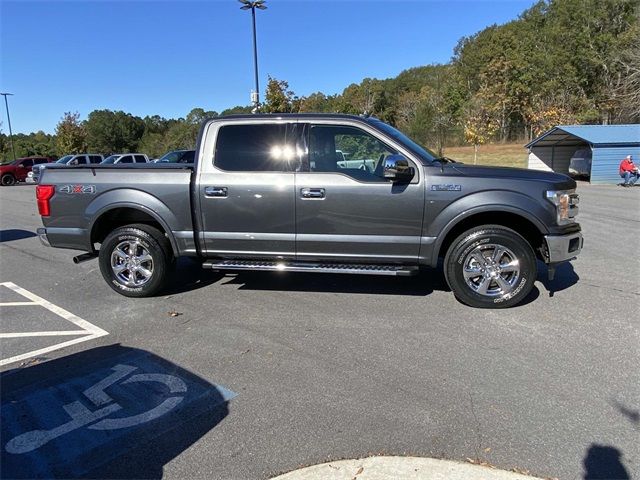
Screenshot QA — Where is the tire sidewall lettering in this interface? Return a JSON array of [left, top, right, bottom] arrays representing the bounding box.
[[493, 276, 527, 304], [457, 237, 490, 265]]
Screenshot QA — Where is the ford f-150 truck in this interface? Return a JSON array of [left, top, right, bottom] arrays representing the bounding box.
[[36, 114, 582, 308]]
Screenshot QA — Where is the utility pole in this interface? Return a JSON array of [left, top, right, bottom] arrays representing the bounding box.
[[0, 92, 17, 161], [239, 0, 267, 113]]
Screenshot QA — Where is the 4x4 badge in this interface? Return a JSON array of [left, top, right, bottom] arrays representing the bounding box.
[[59, 185, 96, 194]]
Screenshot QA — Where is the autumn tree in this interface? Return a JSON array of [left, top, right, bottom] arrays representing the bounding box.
[[463, 96, 499, 164], [55, 112, 86, 155], [263, 76, 297, 113]]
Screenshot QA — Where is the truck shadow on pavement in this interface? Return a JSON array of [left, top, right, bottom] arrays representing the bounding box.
[[1, 344, 230, 479], [166, 258, 545, 304], [166, 258, 449, 296], [537, 261, 580, 297], [0, 229, 36, 243]]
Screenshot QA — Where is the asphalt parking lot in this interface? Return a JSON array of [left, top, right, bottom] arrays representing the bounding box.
[[0, 182, 638, 479]]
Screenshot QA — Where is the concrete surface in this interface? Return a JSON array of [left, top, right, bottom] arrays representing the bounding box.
[[271, 456, 540, 480]]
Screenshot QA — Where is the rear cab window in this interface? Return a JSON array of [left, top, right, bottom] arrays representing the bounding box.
[[214, 124, 296, 172]]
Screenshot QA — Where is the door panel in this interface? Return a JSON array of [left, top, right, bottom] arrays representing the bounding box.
[[295, 123, 424, 263], [295, 173, 424, 262], [198, 122, 297, 259], [199, 172, 295, 257]]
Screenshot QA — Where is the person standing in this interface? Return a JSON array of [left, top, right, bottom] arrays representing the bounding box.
[[619, 155, 639, 187]]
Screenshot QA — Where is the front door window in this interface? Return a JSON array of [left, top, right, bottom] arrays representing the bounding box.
[[308, 125, 397, 182]]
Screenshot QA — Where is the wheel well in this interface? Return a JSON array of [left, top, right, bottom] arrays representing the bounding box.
[[91, 208, 169, 248], [438, 212, 545, 261]]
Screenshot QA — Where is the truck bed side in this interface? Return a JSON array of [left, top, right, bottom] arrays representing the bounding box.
[[39, 165, 195, 256]]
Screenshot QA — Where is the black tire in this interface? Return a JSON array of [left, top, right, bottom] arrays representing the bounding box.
[[1, 174, 16, 186], [99, 223, 173, 297], [444, 225, 537, 309]]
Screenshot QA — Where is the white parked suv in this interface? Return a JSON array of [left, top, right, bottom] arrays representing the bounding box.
[[31, 154, 103, 183], [101, 154, 149, 164]]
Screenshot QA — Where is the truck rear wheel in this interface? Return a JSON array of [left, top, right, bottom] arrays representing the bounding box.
[[99, 224, 172, 298], [444, 225, 537, 308]]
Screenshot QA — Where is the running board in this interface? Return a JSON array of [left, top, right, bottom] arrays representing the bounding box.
[[202, 260, 418, 277]]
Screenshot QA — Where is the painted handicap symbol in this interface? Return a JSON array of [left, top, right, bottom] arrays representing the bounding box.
[[5, 364, 187, 454]]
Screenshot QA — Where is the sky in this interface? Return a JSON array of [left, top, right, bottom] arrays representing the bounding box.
[[1, 0, 534, 134]]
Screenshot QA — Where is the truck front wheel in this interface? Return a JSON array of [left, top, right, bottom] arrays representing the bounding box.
[[99, 224, 172, 297], [444, 225, 537, 308]]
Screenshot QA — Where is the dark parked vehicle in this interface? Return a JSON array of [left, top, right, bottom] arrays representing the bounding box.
[[32, 154, 103, 183], [35, 114, 582, 308], [154, 150, 195, 164], [0, 157, 55, 186]]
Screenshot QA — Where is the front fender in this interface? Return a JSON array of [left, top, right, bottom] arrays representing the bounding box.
[[425, 190, 553, 266], [86, 189, 180, 255]]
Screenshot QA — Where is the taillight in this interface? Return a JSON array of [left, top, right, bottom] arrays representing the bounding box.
[[36, 185, 55, 216]]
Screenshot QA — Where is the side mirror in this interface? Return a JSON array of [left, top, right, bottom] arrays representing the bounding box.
[[383, 154, 414, 182]]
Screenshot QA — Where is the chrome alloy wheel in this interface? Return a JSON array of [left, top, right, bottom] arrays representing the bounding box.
[[462, 243, 520, 297], [110, 240, 154, 287]]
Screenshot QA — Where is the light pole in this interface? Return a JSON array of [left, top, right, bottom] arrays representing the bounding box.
[[239, 0, 267, 113], [0, 92, 16, 161]]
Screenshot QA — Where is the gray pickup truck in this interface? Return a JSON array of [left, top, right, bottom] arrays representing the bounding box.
[[36, 114, 582, 308]]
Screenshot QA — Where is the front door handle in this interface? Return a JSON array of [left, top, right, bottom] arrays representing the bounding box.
[[300, 188, 325, 199], [204, 186, 228, 197]]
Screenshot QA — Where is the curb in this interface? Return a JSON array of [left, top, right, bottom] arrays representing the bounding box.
[[271, 456, 543, 480]]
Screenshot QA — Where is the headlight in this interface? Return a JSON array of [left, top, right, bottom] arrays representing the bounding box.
[[546, 189, 579, 225]]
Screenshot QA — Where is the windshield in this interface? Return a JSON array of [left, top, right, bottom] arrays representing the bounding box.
[[369, 119, 437, 163], [56, 155, 74, 164], [158, 151, 184, 163], [101, 155, 119, 164]]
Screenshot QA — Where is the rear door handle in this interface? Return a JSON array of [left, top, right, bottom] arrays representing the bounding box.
[[204, 186, 228, 197], [300, 188, 325, 199]]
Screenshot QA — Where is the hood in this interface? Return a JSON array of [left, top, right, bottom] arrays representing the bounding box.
[[444, 163, 576, 188]]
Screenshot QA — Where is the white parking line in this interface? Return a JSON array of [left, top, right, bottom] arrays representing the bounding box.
[[1, 331, 90, 338], [0, 282, 109, 367]]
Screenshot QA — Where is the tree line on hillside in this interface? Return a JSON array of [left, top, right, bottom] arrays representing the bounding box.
[[1, 0, 637, 161]]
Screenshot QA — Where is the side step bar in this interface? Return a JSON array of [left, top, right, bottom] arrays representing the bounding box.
[[202, 260, 418, 277]]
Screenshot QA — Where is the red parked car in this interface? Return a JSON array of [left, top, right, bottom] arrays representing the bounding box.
[[0, 157, 56, 186]]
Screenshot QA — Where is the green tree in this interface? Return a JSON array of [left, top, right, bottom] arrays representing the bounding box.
[[220, 105, 253, 116], [55, 112, 86, 155], [85, 110, 145, 153]]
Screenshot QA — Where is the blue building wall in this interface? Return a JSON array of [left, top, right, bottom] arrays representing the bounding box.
[[590, 145, 640, 184]]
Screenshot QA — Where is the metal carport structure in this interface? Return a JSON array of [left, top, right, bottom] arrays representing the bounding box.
[[526, 124, 640, 184]]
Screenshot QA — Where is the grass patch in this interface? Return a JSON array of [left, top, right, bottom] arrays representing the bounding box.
[[443, 143, 528, 168]]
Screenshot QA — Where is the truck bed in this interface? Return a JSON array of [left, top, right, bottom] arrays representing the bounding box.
[[39, 164, 194, 254]]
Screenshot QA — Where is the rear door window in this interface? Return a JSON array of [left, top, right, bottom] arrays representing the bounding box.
[[89, 155, 102, 164], [214, 124, 293, 172], [134, 155, 147, 163]]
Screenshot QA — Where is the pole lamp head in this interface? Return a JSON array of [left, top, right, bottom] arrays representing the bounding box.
[[238, 0, 267, 9]]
